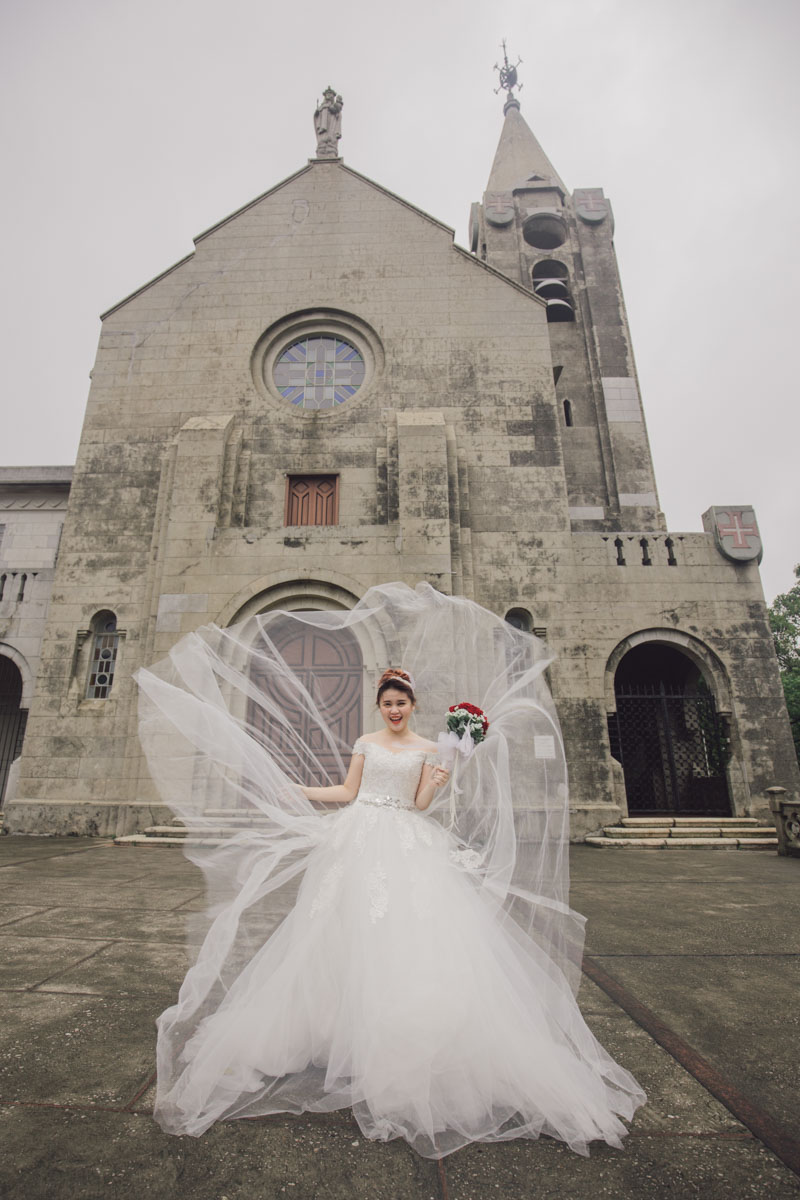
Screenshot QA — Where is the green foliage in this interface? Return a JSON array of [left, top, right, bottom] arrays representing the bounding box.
[[769, 564, 800, 762]]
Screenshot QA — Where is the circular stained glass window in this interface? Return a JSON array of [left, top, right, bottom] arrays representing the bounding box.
[[273, 336, 366, 410]]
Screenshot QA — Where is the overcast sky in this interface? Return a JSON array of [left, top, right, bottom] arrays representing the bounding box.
[[1, 0, 797, 602]]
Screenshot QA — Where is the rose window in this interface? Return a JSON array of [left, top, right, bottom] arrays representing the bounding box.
[[273, 336, 365, 410]]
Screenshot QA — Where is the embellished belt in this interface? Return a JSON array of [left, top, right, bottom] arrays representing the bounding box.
[[356, 793, 415, 811]]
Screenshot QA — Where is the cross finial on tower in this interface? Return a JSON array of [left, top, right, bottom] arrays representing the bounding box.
[[494, 40, 523, 113]]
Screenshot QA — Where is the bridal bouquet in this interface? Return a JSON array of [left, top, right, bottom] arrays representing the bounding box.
[[445, 702, 489, 745], [438, 702, 489, 826], [438, 702, 489, 769]]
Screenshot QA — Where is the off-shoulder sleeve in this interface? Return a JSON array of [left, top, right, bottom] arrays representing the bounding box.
[[352, 738, 369, 757], [423, 750, 439, 766]]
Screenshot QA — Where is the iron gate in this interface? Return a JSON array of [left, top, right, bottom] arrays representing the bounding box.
[[0, 658, 27, 806], [609, 684, 732, 816]]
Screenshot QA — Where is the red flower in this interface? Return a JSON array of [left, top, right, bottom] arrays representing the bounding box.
[[448, 702, 489, 734]]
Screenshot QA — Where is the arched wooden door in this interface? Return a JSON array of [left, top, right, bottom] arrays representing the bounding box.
[[248, 617, 362, 785], [0, 658, 27, 805]]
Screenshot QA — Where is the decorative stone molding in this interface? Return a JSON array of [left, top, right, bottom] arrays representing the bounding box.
[[767, 787, 800, 857], [217, 573, 364, 626], [604, 627, 733, 714]]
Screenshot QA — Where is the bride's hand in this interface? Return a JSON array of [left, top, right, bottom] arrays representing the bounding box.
[[432, 766, 450, 789]]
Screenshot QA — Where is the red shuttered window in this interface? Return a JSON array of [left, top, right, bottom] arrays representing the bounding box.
[[285, 476, 339, 526]]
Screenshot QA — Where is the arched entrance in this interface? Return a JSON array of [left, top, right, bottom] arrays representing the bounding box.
[[609, 643, 732, 816], [248, 618, 363, 786], [0, 657, 27, 805]]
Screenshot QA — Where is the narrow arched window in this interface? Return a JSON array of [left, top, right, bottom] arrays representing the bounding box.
[[86, 611, 119, 700], [505, 607, 533, 633]]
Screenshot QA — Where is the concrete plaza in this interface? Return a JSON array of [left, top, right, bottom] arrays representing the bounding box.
[[1, 838, 798, 1199]]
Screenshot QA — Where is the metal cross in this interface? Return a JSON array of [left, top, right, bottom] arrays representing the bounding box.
[[494, 40, 523, 96]]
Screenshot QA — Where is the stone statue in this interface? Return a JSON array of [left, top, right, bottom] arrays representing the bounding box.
[[314, 87, 343, 159]]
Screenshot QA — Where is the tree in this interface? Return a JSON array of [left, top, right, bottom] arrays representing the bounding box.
[[768, 564, 800, 763]]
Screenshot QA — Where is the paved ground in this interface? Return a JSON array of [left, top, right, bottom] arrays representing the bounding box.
[[1, 837, 798, 1200]]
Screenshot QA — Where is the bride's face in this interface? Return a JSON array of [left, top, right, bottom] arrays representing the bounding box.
[[379, 687, 415, 735]]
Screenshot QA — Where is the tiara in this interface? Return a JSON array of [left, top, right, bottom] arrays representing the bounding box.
[[382, 670, 416, 690]]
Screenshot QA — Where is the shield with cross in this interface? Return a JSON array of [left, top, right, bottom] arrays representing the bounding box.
[[574, 188, 609, 224], [484, 192, 515, 227], [704, 507, 763, 563]]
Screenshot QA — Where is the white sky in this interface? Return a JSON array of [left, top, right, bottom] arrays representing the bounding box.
[[1, 0, 798, 602]]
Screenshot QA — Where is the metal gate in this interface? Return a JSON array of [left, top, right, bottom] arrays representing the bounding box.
[[0, 658, 27, 806], [609, 684, 732, 816]]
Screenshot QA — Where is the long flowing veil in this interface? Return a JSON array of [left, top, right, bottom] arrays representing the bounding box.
[[135, 582, 586, 1114]]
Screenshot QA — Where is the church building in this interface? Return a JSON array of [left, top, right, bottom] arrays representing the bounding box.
[[3, 81, 798, 839]]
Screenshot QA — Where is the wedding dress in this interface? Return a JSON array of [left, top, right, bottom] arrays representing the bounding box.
[[135, 582, 645, 1158]]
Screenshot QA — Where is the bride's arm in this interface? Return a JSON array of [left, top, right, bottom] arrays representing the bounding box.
[[301, 752, 365, 805], [415, 763, 450, 811]]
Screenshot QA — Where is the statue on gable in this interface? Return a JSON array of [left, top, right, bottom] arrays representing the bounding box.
[[314, 87, 343, 159]]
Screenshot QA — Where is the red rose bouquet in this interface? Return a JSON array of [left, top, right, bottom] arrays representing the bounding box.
[[445, 702, 489, 745], [437, 701, 489, 826], [438, 701, 489, 770]]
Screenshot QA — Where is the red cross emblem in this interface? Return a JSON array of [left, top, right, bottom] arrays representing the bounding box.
[[717, 511, 758, 548], [705, 507, 763, 563]]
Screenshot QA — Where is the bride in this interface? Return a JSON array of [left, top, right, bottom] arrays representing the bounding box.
[[135, 582, 645, 1158]]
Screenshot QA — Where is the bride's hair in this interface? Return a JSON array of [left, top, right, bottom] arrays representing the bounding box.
[[376, 668, 416, 705]]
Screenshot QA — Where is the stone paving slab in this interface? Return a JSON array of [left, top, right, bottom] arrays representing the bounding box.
[[587, 954, 800, 1133], [0, 855, 160, 881], [29, 939, 191, 998], [581, 1017, 741, 1135], [0, 1106, 442, 1200], [0, 880, 206, 911], [0, 840, 115, 864], [575, 975, 622, 1017], [0, 904, 52, 929], [0, 837, 798, 1199], [0, 993, 158, 1107], [443, 1135, 800, 1200], [4, 905, 199, 944], [0, 934, 117, 991]]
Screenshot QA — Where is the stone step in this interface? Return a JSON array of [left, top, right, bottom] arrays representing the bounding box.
[[603, 825, 774, 840], [586, 835, 777, 850], [620, 816, 759, 827], [141, 824, 261, 837], [729, 827, 777, 838], [114, 834, 224, 848]]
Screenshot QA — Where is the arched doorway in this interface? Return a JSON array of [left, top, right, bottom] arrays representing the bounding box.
[[609, 643, 732, 816], [248, 618, 363, 786], [0, 657, 27, 805]]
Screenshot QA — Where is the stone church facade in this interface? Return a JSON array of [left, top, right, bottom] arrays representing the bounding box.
[[4, 92, 798, 837]]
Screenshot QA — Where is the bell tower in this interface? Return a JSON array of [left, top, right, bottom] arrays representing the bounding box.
[[469, 50, 664, 533]]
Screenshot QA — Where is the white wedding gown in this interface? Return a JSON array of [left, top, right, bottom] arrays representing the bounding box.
[[154, 737, 645, 1158]]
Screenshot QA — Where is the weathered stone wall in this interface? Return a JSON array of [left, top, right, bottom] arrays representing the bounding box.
[[8, 161, 568, 834], [6, 150, 798, 838], [0, 471, 70, 707]]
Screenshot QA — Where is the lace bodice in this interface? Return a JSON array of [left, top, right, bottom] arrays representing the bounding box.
[[352, 739, 438, 809]]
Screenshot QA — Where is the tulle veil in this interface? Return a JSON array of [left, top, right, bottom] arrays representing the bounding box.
[[135, 581, 590, 1134]]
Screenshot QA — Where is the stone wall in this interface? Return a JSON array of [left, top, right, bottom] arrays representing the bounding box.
[[5, 156, 798, 837]]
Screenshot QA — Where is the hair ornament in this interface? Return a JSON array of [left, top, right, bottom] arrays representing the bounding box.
[[378, 668, 416, 690]]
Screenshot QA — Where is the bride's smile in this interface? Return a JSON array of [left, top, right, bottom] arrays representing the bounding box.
[[379, 687, 414, 736]]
